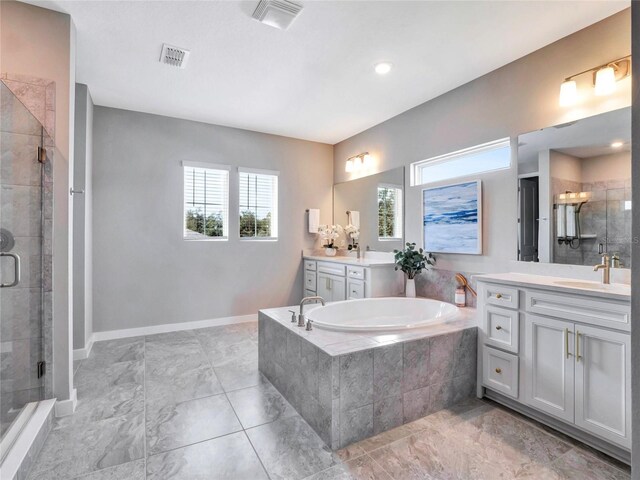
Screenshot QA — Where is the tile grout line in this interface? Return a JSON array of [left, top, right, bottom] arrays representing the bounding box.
[[192, 330, 273, 480]]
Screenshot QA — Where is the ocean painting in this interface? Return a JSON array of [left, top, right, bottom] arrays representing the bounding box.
[[423, 181, 482, 254]]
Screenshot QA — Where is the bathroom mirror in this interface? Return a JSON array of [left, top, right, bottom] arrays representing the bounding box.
[[333, 167, 405, 252], [517, 107, 631, 267]]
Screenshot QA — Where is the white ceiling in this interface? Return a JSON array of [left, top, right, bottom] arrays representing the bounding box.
[[29, 0, 628, 144]]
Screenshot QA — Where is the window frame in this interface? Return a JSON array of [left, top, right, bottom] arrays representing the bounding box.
[[377, 183, 403, 241], [410, 137, 511, 187], [182, 161, 230, 241], [238, 167, 279, 241]]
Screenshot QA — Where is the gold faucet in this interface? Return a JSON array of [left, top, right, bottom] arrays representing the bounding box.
[[593, 253, 611, 284]]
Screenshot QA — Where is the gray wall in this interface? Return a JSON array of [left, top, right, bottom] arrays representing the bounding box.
[[92, 107, 333, 333], [334, 9, 631, 278], [72, 83, 93, 350]]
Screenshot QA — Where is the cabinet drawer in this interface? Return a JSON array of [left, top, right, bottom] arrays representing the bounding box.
[[347, 266, 366, 280], [484, 306, 519, 353], [525, 290, 630, 332], [482, 283, 519, 309], [305, 289, 319, 300], [317, 262, 346, 277], [482, 347, 519, 398], [304, 260, 317, 271], [304, 271, 317, 291], [347, 279, 365, 299]]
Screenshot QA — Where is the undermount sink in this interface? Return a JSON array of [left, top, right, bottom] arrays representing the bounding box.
[[553, 280, 629, 292]]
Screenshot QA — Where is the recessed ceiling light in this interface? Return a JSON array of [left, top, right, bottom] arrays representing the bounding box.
[[611, 141, 624, 148], [374, 62, 393, 75]]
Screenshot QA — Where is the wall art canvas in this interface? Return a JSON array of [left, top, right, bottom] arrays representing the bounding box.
[[422, 180, 482, 254]]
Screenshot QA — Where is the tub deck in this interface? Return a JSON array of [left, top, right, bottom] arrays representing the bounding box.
[[258, 304, 478, 449]]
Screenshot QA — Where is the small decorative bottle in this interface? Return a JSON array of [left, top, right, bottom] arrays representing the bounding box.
[[455, 286, 466, 307]]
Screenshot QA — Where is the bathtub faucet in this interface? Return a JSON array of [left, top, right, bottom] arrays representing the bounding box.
[[298, 296, 325, 329]]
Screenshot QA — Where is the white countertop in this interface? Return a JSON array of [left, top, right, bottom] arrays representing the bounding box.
[[474, 272, 630, 300], [260, 304, 477, 356], [303, 254, 396, 267]]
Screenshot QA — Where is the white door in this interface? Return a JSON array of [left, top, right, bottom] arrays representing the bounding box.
[[523, 314, 575, 422], [574, 325, 631, 448], [317, 273, 346, 302]]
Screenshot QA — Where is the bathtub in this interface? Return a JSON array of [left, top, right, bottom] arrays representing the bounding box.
[[306, 297, 459, 332]]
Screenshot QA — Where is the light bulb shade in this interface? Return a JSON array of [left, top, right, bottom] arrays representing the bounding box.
[[345, 159, 354, 173], [353, 157, 363, 170], [559, 80, 577, 107], [363, 154, 373, 168], [594, 66, 616, 96]]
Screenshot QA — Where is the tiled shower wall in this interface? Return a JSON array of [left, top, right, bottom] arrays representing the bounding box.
[[552, 177, 631, 267], [0, 77, 55, 435]]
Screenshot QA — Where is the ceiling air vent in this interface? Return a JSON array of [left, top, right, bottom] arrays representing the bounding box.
[[160, 44, 190, 69], [252, 0, 303, 30]]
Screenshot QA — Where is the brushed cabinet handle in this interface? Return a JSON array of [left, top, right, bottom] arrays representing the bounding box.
[[565, 328, 572, 359], [495, 368, 502, 374], [495, 325, 502, 331], [495, 293, 503, 299], [576, 330, 582, 362]]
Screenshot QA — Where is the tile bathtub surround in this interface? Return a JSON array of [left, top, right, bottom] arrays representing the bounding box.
[[259, 309, 479, 449], [25, 321, 628, 479]]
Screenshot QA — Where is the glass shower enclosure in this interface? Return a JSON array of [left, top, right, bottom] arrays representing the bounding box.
[[0, 80, 54, 455]]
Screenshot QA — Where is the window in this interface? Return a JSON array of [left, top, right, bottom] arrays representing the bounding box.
[[411, 138, 511, 186], [183, 162, 229, 240], [239, 168, 278, 239], [378, 184, 403, 240]]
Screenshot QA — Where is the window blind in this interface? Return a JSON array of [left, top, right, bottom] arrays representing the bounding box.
[[239, 170, 278, 239], [184, 165, 229, 239]]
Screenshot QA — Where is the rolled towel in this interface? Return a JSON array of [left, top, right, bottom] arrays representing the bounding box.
[[308, 209, 320, 234], [350, 211, 360, 229], [556, 204, 566, 238], [566, 205, 576, 238]]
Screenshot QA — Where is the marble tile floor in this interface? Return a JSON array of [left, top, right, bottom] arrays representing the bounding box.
[[26, 321, 630, 480]]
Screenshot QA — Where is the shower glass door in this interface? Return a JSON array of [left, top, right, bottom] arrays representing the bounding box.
[[0, 82, 47, 443]]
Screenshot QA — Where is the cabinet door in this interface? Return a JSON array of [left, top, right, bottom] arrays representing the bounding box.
[[329, 275, 346, 302], [523, 314, 575, 422], [347, 279, 365, 299], [317, 273, 346, 302], [574, 325, 630, 448]]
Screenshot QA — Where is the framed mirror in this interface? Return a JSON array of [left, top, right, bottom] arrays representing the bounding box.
[[333, 167, 404, 252], [517, 107, 631, 267]]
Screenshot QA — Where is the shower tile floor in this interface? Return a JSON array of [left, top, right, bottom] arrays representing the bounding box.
[[26, 321, 630, 479]]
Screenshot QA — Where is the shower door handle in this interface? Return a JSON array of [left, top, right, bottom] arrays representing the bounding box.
[[0, 252, 21, 288]]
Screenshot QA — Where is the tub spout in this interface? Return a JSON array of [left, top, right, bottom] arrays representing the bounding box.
[[298, 296, 325, 328]]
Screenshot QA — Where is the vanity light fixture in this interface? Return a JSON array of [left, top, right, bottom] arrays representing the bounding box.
[[374, 62, 393, 75], [345, 152, 372, 173], [611, 141, 624, 148], [345, 159, 354, 173], [558, 55, 631, 106]]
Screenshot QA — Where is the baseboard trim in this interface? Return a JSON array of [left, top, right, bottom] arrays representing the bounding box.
[[92, 313, 258, 342], [54, 389, 77, 417], [73, 335, 95, 361]]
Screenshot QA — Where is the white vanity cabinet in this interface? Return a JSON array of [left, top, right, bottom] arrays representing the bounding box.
[[302, 256, 402, 302], [477, 274, 631, 454]]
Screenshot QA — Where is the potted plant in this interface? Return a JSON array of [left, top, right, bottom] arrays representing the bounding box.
[[393, 243, 435, 297], [318, 225, 340, 256]]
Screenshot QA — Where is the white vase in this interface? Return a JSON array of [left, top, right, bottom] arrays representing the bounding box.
[[405, 278, 416, 297], [325, 247, 337, 257]]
